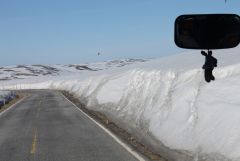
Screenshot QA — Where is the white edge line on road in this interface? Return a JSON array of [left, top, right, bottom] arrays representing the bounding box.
[[61, 93, 146, 161], [0, 95, 27, 116]]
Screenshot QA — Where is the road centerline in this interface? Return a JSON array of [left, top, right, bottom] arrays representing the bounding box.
[[30, 128, 37, 155], [30, 98, 43, 155]]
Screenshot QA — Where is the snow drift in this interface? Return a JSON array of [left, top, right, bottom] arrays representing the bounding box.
[[2, 48, 240, 161]]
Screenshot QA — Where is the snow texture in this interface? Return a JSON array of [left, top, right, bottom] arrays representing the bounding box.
[[0, 91, 11, 97], [2, 48, 240, 161]]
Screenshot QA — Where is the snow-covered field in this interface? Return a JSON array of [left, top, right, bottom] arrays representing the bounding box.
[[2, 49, 240, 161]]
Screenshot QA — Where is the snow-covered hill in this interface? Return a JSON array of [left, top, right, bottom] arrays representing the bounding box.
[[0, 59, 147, 81], [2, 48, 240, 161]]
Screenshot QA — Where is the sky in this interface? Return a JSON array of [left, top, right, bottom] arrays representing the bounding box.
[[0, 0, 239, 65]]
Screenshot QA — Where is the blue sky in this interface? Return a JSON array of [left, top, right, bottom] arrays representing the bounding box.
[[0, 0, 239, 65]]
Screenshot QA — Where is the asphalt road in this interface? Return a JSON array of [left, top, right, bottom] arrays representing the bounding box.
[[0, 90, 140, 161]]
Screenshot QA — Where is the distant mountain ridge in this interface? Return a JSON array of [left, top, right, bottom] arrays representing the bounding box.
[[0, 59, 147, 81]]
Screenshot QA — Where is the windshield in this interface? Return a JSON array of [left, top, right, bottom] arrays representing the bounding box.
[[0, 1, 239, 161]]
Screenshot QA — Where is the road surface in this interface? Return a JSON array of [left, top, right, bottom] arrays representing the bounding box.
[[0, 90, 141, 161]]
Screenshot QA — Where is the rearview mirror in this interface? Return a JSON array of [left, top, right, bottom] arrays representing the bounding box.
[[175, 14, 240, 49]]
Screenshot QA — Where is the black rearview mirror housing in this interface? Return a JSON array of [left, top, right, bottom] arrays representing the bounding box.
[[175, 14, 240, 50]]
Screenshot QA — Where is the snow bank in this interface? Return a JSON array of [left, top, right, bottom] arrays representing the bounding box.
[[3, 48, 240, 161], [0, 90, 15, 106], [0, 91, 12, 97]]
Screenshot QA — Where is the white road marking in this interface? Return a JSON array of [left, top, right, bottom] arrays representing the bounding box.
[[61, 93, 146, 161], [0, 96, 27, 116]]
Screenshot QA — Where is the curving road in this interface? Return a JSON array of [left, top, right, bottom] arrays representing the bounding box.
[[0, 90, 141, 161]]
